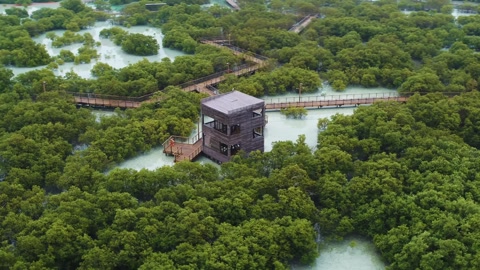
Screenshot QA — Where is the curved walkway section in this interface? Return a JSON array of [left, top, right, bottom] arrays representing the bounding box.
[[289, 14, 317, 33], [72, 40, 441, 110], [73, 39, 268, 107]]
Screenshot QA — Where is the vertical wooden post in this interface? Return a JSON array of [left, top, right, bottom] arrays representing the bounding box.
[[299, 83, 302, 102], [197, 112, 201, 141]]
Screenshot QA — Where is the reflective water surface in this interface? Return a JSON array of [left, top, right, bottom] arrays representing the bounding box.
[[107, 84, 392, 169], [292, 237, 386, 270], [402, 8, 476, 18], [1, 3, 186, 78]]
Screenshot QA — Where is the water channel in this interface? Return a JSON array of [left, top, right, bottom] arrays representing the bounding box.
[[293, 236, 386, 270], [102, 84, 389, 170], [1, 3, 186, 77], [402, 7, 476, 18]]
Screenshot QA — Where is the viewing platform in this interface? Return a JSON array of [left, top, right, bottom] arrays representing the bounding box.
[[162, 135, 203, 162]]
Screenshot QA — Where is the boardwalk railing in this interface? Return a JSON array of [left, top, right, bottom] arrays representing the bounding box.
[[200, 40, 269, 61], [71, 39, 269, 108], [265, 97, 408, 110], [262, 92, 399, 104], [263, 92, 464, 110], [69, 92, 143, 102], [175, 144, 203, 162], [162, 135, 201, 150], [178, 63, 254, 90], [162, 134, 203, 162], [288, 14, 318, 33], [70, 91, 159, 103]]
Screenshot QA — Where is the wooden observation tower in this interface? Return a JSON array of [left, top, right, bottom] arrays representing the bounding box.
[[201, 91, 266, 163]]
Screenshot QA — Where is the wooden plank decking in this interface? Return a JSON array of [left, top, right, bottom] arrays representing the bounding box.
[[174, 139, 203, 162], [164, 138, 203, 162], [74, 96, 141, 108], [265, 96, 408, 110], [180, 65, 264, 95], [289, 15, 317, 33], [71, 40, 268, 108], [162, 135, 204, 162], [70, 40, 412, 111]]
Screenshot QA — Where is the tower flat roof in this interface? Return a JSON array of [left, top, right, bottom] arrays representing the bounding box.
[[201, 91, 264, 114]]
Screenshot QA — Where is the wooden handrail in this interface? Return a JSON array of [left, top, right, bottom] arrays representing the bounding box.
[[70, 39, 269, 106]]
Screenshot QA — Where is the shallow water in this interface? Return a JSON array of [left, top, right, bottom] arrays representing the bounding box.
[[1, 3, 186, 78], [103, 105, 357, 170], [202, 0, 229, 8], [114, 147, 219, 170], [91, 109, 116, 122], [293, 237, 386, 270], [92, 110, 220, 170], [116, 146, 175, 169], [99, 84, 394, 170], [11, 22, 186, 78], [264, 107, 356, 152], [263, 84, 394, 151], [0, 2, 60, 13], [451, 8, 477, 18], [402, 8, 476, 18]]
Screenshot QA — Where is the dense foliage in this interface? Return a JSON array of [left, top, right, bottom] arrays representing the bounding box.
[[313, 92, 480, 269], [2, 1, 480, 269], [122, 33, 160, 55], [3, 0, 480, 94], [0, 0, 107, 67], [3, 80, 480, 268], [0, 71, 319, 268], [280, 106, 308, 119], [154, 0, 480, 93], [0, 42, 242, 97], [100, 27, 160, 55]]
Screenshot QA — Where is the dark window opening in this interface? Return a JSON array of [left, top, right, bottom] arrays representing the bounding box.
[[230, 143, 241, 156], [230, 124, 240, 135], [253, 126, 263, 138], [220, 143, 228, 156], [214, 120, 228, 134], [253, 108, 263, 118]]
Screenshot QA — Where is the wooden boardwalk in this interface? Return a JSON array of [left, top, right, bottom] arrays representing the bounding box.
[[265, 96, 408, 110], [162, 135, 203, 162], [71, 40, 268, 108], [71, 40, 411, 111], [200, 40, 267, 65], [289, 15, 317, 33], [226, 0, 240, 10], [73, 94, 142, 108], [180, 65, 264, 94], [179, 40, 267, 96], [70, 13, 321, 109]]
